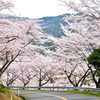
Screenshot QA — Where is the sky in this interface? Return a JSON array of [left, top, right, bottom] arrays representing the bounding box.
[[9, 0, 74, 18]]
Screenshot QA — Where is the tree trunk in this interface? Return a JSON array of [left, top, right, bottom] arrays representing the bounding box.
[[38, 79, 41, 90], [96, 83, 100, 88], [96, 77, 100, 88]]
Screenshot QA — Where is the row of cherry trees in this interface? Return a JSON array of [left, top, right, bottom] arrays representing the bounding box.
[[0, 0, 100, 88], [55, 0, 100, 88], [0, 54, 59, 87]]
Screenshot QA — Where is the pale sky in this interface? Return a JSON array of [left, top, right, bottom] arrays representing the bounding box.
[[10, 0, 74, 18]]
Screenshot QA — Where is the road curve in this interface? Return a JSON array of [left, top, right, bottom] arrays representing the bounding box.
[[11, 90, 100, 100]]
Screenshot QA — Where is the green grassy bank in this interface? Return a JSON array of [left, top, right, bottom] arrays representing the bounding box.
[[0, 84, 23, 100]]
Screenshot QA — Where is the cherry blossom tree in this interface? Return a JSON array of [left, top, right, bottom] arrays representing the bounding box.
[[0, 0, 14, 12], [18, 65, 35, 87], [57, 0, 100, 88], [5, 68, 18, 86], [0, 0, 14, 77], [58, 0, 100, 19], [59, 59, 91, 87], [0, 0, 46, 78], [0, 18, 44, 78], [31, 55, 57, 90]]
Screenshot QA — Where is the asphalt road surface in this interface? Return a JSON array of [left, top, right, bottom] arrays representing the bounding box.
[[11, 90, 100, 100]]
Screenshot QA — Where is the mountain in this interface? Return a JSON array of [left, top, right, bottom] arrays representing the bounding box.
[[39, 13, 71, 38], [2, 13, 76, 38], [3, 13, 80, 38]]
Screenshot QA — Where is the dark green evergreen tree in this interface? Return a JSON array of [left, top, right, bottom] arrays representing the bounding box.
[[87, 48, 100, 88]]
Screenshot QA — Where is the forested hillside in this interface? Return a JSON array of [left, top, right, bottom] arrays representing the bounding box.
[[39, 13, 69, 37]]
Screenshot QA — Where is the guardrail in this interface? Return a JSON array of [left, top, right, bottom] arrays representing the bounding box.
[[6, 86, 100, 92]]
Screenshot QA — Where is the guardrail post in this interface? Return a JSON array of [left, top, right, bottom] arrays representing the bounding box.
[[18, 88, 20, 96], [50, 88, 51, 91], [10, 94, 12, 100], [92, 89, 94, 94]]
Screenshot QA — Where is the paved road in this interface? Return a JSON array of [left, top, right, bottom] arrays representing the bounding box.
[[11, 90, 100, 100]]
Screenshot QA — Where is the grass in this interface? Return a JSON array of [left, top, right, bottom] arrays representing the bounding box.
[[0, 84, 23, 100], [64, 89, 100, 97]]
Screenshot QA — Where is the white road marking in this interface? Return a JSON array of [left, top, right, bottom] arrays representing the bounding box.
[[33, 92, 67, 100]]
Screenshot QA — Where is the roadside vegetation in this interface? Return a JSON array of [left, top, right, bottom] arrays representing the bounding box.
[[0, 84, 23, 100], [64, 90, 100, 97]]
